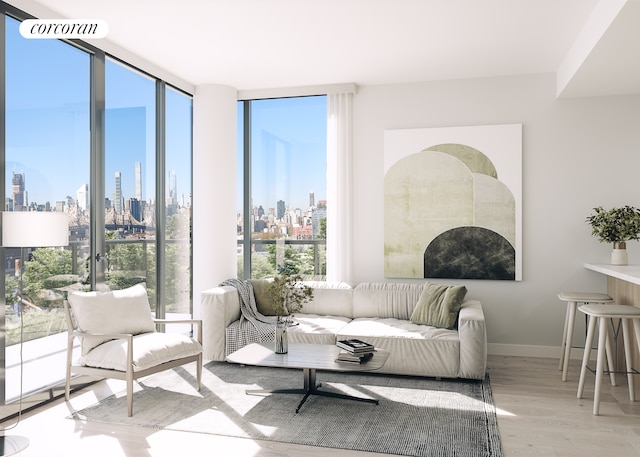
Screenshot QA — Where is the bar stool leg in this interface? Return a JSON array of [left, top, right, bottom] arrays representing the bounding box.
[[578, 314, 597, 399], [561, 301, 577, 381], [559, 301, 573, 371], [603, 322, 617, 387], [633, 318, 640, 383], [593, 317, 609, 415], [621, 318, 635, 401]]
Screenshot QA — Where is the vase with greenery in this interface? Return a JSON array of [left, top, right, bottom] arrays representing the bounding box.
[[266, 273, 314, 353], [586, 206, 640, 265]]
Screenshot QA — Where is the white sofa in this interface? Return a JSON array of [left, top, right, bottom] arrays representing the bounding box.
[[201, 281, 487, 380]]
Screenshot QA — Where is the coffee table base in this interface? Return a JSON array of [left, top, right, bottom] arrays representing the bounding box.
[[246, 367, 379, 413]]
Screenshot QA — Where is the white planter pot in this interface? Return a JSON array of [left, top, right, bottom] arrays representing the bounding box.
[[611, 242, 628, 265]]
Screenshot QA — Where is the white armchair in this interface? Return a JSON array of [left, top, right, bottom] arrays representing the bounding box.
[[64, 284, 202, 416]]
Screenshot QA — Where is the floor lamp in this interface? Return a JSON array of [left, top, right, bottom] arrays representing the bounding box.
[[1, 211, 69, 456]]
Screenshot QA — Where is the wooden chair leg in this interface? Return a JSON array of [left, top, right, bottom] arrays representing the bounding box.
[[593, 317, 609, 415], [559, 301, 572, 370], [196, 354, 203, 391], [578, 314, 597, 399], [562, 301, 577, 381], [621, 318, 635, 401], [65, 336, 74, 401], [127, 375, 134, 417]]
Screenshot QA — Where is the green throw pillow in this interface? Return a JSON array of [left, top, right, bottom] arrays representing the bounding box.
[[248, 279, 281, 316], [410, 282, 467, 329]]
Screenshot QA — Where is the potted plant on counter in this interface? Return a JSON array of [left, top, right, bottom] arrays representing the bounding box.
[[266, 273, 314, 353], [586, 205, 640, 265]]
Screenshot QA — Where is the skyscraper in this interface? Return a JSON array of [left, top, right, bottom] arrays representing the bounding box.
[[77, 183, 89, 212], [169, 170, 177, 202], [309, 191, 315, 208], [135, 162, 142, 202], [12, 172, 26, 211], [277, 200, 285, 220], [115, 171, 122, 214]]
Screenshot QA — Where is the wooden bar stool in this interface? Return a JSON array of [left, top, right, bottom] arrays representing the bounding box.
[[558, 292, 614, 381], [577, 304, 640, 415]]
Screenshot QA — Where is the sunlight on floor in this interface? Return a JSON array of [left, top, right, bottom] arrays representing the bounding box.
[[495, 407, 516, 416]]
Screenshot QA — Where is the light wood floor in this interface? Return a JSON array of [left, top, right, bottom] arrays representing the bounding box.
[[4, 355, 640, 456]]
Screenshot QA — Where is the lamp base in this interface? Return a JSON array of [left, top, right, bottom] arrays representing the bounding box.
[[0, 435, 29, 456]]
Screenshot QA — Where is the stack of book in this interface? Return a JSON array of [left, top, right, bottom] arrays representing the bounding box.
[[335, 338, 375, 364]]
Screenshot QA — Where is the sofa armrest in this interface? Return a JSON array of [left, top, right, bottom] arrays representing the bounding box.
[[201, 286, 241, 361], [457, 299, 487, 379]]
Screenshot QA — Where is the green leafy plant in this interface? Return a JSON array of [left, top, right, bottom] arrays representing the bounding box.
[[586, 206, 640, 244], [266, 273, 314, 317]]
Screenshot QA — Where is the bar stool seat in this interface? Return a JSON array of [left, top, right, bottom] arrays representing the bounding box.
[[557, 292, 614, 381], [577, 304, 640, 415]]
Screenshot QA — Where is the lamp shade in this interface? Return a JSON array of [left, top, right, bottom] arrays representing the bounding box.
[[2, 211, 69, 247]]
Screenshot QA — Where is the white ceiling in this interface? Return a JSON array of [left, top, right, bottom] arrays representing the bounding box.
[[7, 0, 640, 97]]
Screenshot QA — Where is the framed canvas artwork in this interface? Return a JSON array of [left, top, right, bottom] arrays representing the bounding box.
[[384, 124, 522, 281]]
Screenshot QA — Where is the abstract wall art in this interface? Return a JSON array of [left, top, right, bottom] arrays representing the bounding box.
[[384, 124, 522, 281]]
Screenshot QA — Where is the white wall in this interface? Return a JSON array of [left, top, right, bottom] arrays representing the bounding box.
[[192, 84, 238, 319], [193, 72, 640, 356], [352, 73, 640, 356]]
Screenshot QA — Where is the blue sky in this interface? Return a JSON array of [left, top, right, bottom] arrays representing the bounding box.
[[5, 14, 323, 215], [4, 15, 191, 209], [237, 95, 327, 212]]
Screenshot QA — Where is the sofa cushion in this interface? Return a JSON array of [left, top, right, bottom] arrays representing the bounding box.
[[78, 332, 202, 372], [288, 313, 352, 345], [337, 317, 460, 377], [68, 284, 156, 355], [353, 283, 425, 319], [299, 281, 354, 318], [248, 279, 278, 316], [410, 282, 467, 329]]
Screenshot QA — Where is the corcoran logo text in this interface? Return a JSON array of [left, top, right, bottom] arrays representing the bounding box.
[[19, 19, 108, 39]]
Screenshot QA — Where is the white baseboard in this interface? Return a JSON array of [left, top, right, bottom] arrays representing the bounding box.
[[488, 343, 597, 361]]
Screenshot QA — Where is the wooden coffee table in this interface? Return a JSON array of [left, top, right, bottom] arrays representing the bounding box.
[[226, 342, 389, 412]]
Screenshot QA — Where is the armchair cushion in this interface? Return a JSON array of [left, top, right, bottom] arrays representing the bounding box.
[[78, 332, 203, 372], [68, 284, 156, 355]]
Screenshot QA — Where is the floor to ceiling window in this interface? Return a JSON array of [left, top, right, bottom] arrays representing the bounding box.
[[3, 14, 90, 405], [238, 96, 327, 279], [1, 7, 193, 419], [104, 58, 157, 303], [164, 86, 193, 315]]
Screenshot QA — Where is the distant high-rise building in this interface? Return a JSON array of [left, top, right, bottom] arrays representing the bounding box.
[[169, 170, 177, 202], [129, 198, 142, 222], [12, 172, 26, 211], [166, 170, 178, 216], [135, 162, 142, 202], [277, 200, 285, 219], [115, 171, 123, 213], [77, 183, 89, 212], [309, 191, 315, 208], [312, 200, 327, 236]]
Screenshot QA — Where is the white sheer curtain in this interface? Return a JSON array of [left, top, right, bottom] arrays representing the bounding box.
[[326, 92, 353, 283]]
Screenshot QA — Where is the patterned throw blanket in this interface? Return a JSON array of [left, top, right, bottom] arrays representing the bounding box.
[[220, 278, 277, 355]]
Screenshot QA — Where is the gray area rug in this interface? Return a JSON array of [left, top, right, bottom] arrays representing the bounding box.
[[72, 361, 503, 457]]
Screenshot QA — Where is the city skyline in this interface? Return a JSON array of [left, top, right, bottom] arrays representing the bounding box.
[[6, 165, 189, 217]]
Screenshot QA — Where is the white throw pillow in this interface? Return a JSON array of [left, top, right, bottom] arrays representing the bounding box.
[[68, 284, 156, 355]]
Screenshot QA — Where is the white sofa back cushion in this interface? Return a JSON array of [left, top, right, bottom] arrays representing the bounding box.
[[352, 283, 425, 319], [68, 284, 156, 355], [299, 281, 354, 318]]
